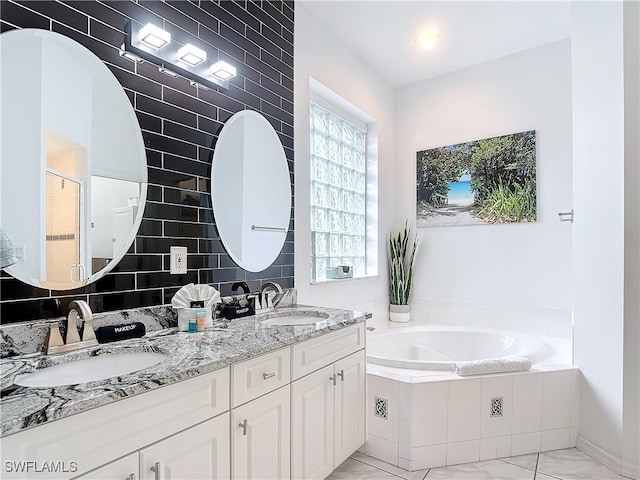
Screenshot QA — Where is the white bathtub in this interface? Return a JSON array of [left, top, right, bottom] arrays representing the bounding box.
[[367, 325, 546, 370]]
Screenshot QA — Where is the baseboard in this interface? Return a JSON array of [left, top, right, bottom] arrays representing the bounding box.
[[576, 435, 636, 478]]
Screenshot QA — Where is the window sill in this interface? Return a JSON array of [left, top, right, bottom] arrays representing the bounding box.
[[310, 274, 379, 285]]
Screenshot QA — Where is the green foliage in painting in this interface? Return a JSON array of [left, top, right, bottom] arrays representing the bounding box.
[[476, 178, 537, 223], [416, 130, 537, 223]]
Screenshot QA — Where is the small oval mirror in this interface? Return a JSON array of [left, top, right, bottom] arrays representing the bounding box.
[[211, 111, 291, 272], [0, 29, 147, 290]]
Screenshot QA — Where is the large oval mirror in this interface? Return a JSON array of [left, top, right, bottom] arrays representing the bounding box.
[[0, 29, 147, 290], [211, 111, 291, 272]]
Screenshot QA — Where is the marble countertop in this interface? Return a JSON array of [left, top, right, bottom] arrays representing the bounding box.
[[0, 305, 370, 437]]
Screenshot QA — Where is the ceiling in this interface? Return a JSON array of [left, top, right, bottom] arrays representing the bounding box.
[[300, 1, 572, 88]]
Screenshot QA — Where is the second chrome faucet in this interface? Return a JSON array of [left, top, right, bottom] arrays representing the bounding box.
[[257, 281, 283, 310]]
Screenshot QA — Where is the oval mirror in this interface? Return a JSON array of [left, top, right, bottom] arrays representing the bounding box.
[[211, 111, 291, 272], [0, 29, 147, 290]]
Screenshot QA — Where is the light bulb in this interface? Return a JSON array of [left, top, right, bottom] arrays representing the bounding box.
[[416, 31, 440, 51]]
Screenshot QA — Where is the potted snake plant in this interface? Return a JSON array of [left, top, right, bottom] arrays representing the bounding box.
[[388, 222, 418, 322]]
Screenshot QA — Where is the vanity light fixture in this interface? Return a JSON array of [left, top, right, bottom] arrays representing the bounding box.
[[189, 81, 210, 90], [211, 61, 237, 80], [177, 44, 206, 66], [119, 45, 143, 63], [139, 23, 171, 49], [121, 21, 236, 91], [158, 66, 179, 77]]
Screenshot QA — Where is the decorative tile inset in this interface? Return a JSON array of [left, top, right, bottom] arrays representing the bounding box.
[[491, 397, 503, 417], [374, 397, 388, 419]]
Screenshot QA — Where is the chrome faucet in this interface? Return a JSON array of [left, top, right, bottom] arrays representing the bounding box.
[[258, 282, 283, 310], [44, 300, 98, 354]]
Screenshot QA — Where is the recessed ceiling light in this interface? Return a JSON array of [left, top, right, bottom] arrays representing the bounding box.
[[416, 31, 440, 51]]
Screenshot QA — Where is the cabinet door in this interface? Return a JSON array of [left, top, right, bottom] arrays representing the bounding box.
[[334, 350, 366, 466], [291, 364, 335, 480], [139, 413, 230, 480], [73, 453, 138, 480], [232, 385, 290, 480]]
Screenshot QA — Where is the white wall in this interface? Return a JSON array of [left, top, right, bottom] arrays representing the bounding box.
[[1, 34, 44, 282], [571, 2, 639, 476], [294, 4, 395, 327], [395, 41, 573, 337], [623, 2, 640, 476]]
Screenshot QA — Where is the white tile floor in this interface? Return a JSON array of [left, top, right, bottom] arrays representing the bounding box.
[[327, 448, 628, 479]]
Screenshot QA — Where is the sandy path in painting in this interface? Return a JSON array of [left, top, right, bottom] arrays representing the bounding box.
[[417, 199, 485, 227]]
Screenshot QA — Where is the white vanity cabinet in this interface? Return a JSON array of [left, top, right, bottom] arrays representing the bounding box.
[[73, 453, 138, 480], [1, 322, 366, 480], [139, 414, 230, 480], [231, 386, 291, 480], [291, 326, 366, 479], [230, 348, 291, 480], [2, 368, 230, 480], [333, 350, 366, 466], [75, 414, 230, 480]]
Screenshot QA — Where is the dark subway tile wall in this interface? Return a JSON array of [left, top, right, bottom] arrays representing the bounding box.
[[0, 0, 295, 324]]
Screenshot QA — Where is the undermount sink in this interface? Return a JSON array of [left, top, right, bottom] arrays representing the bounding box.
[[259, 310, 330, 326], [14, 351, 168, 388]]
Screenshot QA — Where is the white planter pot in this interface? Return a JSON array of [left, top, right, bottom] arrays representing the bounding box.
[[389, 304, 411, 323]]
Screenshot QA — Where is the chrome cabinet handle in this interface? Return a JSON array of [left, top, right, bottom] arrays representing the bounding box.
[[150, 462, 160, 480], [127, 474, 136, 480], [329, 374, 337, 386], [239, 418, 248, 435], [262, 372, 276, 380], [337, 369, 344, 381]]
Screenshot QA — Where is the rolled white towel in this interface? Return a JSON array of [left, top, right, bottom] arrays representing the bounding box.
[[452, 357, 532, 376]]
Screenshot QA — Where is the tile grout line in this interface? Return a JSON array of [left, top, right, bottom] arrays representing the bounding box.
[[349, 456, 409, 480], [497, 454, 538, 473]]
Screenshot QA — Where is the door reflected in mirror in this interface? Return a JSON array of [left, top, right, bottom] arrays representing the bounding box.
[[45, 172, 81, 288], [0, 29, 147, 290]]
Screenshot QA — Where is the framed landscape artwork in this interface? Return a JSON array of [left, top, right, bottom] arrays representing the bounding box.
[[416, 130, 537, 228]]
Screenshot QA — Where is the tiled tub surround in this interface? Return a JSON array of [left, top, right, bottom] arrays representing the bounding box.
[[0, 0, 295, 324], [365, 336, 579, 471], [0, 301, 369, 437]]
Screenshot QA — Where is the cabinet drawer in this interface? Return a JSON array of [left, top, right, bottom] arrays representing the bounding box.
[[292, 324, 364, 380], [232, 347, 291, 407]]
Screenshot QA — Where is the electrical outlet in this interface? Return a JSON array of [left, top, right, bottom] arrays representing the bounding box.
[[14, 245, 25, 261], [170, 246, 187, 274]]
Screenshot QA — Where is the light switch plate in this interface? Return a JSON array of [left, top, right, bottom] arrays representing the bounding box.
[[170, 246, 187, 274]]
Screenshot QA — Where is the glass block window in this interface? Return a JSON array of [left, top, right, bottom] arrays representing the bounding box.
[[310, 102, 367, 282]]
